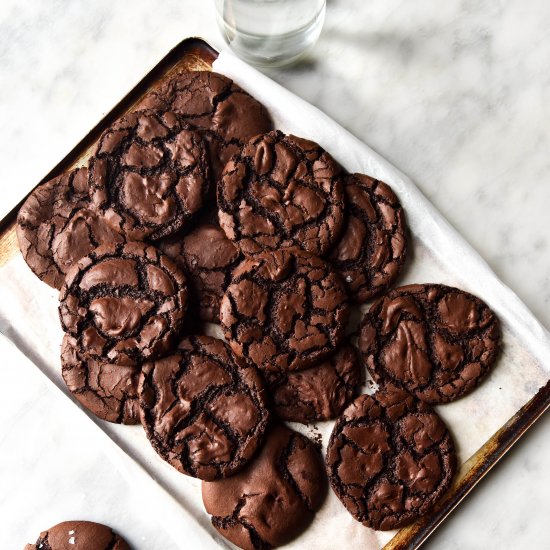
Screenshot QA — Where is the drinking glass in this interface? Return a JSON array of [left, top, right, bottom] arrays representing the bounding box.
[[213, 0, 326, 67]]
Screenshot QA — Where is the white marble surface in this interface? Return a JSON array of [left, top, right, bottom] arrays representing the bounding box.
[[0, 1, 548, 549]]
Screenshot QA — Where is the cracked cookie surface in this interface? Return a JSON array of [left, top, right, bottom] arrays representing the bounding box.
[[61, 334, 140, 424], [266, 344, 362, 423], [359, 284, 501, 404], [202, 423, 326, 550], [24, 520, 130, 550], [159, 222, 243, 323], [329, 173, 408, 302], [326, 383, 456, 530], [217, 130, 345, 257], [220, 249, 350, 373], [17, 167, 124, 289], [89, 110, 210, 241], [138, 70, 273, 182], [59, 241, 188, 366], [138, 335, 269, 481]]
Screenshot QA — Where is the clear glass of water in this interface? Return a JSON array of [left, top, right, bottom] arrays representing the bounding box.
[[213, 0, 326, 67]]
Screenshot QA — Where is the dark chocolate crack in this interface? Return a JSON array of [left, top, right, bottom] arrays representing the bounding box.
[[220, 249, 350, 373], [329, 172, 408, 303], [217, 130, 345, 257], [61, 333, 140, 424], [358, 283, 501, 403], [16, 167, 125, 289], [159, 221, 243, 323], [58, 241, 188, 366], [326, 383, 456, 530], [202, 423, 326, 549], [137, 70, 273, 183], [89, 109, 210, 241], [138, 335, 269, 481], [265, 343, 362, 423]]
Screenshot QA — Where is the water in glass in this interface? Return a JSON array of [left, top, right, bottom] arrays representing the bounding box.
[[214, 0, 326, 67]]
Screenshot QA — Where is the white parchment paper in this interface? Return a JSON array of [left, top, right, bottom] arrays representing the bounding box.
[[0, 49, 548, 549]]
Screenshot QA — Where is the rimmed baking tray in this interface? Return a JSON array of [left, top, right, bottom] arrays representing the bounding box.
[[0, 37, 548, 549]]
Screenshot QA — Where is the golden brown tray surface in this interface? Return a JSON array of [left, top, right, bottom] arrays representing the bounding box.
[[0, 37, 548, 550]]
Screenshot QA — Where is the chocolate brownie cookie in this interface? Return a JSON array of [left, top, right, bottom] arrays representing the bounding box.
[[139, 335, 269, 480], [59, 241, 188, 366], [138, 70, 273, 181], [89, 110, 210, 241], [220, 249, 350, 373], [202, 423, 326, 550], [359, 284, 501, 404], [61, 334, 139, 424], [329, 173, 408, 302], [266, 344, 362, 423], [159, 222, 242, 322], [326, 383, 456, 530], [16, 167, 124, 289], [24, 520, 130, 550], [218, 131, 345, 257]]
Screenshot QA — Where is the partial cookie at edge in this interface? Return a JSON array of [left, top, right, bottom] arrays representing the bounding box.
[[24, 520, 130, 550]]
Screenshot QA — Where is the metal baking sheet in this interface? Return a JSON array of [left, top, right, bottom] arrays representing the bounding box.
[[0, 37, 548, 550]]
